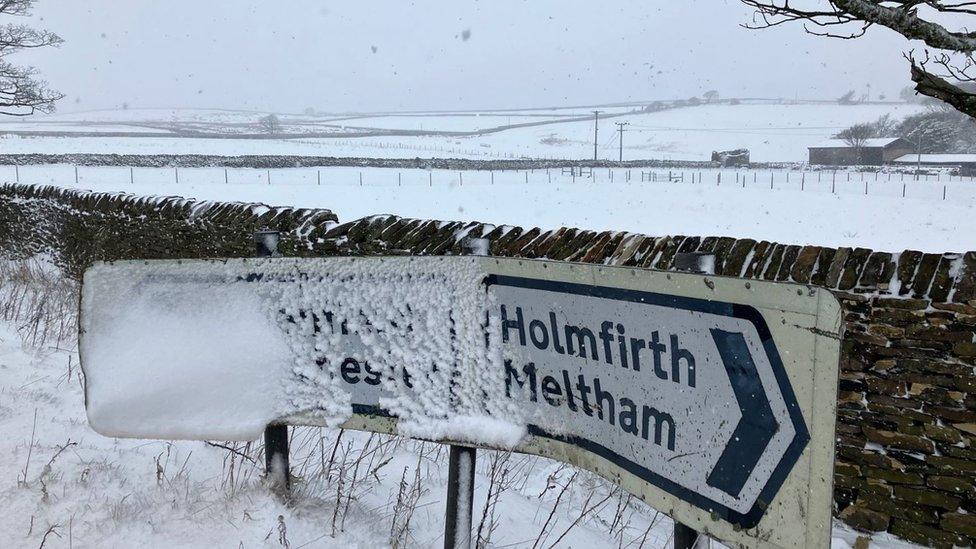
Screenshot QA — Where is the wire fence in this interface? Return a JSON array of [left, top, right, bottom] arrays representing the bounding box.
[[3, 164, 974, 203]]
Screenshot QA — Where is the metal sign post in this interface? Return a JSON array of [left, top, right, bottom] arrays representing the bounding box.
[[255, 229, 290, 493], [443, 237, 489, 549], [444, 443, 476, 549]]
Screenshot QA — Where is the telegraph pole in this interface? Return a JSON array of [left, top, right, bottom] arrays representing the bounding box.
[[911, 121, 929, 181], [915, 133, 924, 181], [592, 110, 602, 161], [615, 122, 628, 162]]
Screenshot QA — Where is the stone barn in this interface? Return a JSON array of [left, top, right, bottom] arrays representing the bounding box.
[[808, 137, 913, 166]]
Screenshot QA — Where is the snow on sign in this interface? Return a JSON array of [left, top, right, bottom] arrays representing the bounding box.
[[79, 256, 841, 548]]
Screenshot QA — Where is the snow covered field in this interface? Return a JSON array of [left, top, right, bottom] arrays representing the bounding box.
[[0, 134, 519, 159], [0, 102, 927, 162], [13, 163, 976, 253], [466, 102, 928, 162]]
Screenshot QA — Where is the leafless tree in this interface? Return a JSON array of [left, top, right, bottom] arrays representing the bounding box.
[[0, 0, 63, 115], [703, 89, 720, 102], [872, 113, 897, 136], [899, 108, 965, 152], [739, 0, 976, 119], [837, 122, 875, 161], [838, 122, 874, 145], [259, 113, 281, 135]]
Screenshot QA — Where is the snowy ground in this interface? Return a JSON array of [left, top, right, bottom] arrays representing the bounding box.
[[465, 102, 927, 162], [0, 259, 920, 549], [0, 102, 926, 162], [12, 164, 976, 253]]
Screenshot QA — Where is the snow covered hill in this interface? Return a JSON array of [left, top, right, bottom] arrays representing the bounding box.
[[0, 101, 927, 162]]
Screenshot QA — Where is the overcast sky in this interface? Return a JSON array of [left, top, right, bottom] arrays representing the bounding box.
[[19, 0, 912, 114]]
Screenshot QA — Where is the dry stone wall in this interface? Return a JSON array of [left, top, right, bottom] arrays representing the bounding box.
[[0, 153, 720, 170], [3, 182, 976, 546], [0, 184, 338, 278]]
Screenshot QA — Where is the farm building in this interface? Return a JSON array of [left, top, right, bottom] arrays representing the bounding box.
[[808, 137, 913, 166], [892, 153, 976, 176]]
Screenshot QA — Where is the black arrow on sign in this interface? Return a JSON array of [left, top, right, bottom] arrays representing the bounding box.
[[706, 328, 779, 498]]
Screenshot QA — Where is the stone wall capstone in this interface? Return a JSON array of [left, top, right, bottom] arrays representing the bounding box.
[[3, 182, 976, 547]]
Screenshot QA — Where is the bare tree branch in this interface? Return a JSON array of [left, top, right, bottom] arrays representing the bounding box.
[[910, 54, 976, 117], [740, 0, 976, 119], [0, 59, 62, 115], [0, 0, 37, 17], [741, 0, 976, 51], [833, 0, 976, 51], [0, 24, 62, 54], [0, 1, 61, 115]]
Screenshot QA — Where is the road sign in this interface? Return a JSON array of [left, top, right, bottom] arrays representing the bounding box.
[[80, 256, 841, 548], [492, 274, 803, 526]]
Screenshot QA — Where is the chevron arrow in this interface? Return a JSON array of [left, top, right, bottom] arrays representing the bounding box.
[[706, 328, 779, 498]]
